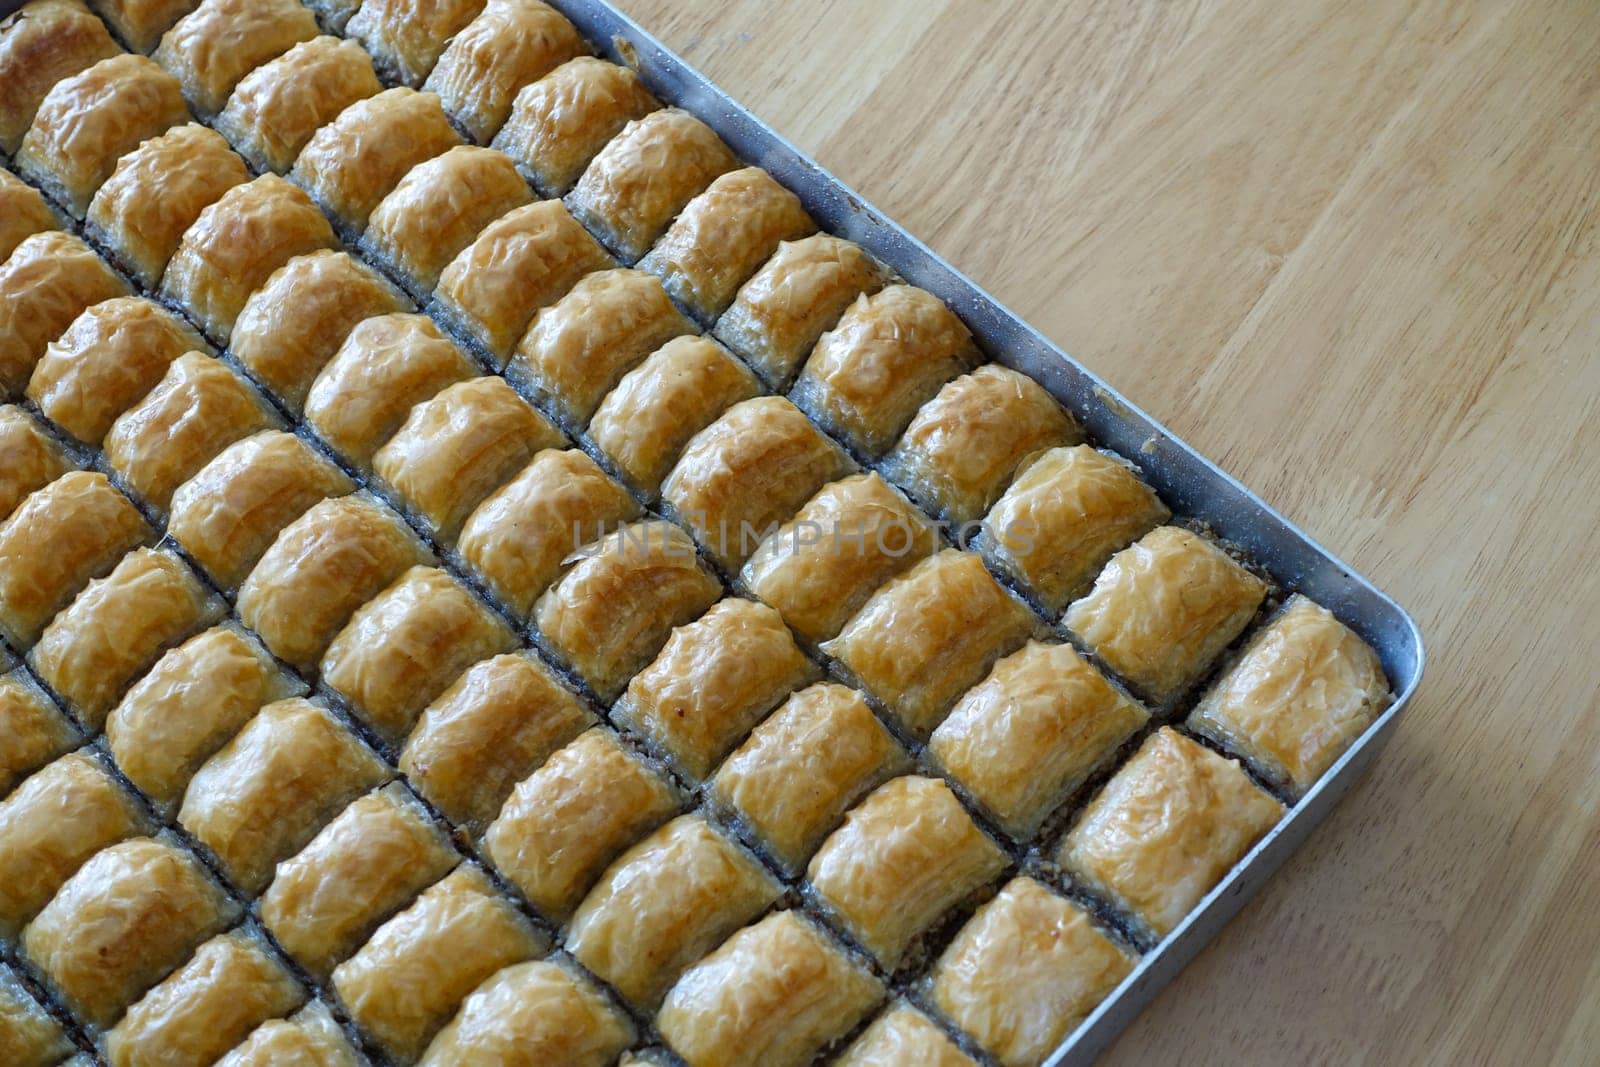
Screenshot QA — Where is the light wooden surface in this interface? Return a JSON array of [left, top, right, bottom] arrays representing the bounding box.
[[613, 0, 1600, 1062]]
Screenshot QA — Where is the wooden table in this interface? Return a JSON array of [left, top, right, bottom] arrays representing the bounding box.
[[614, 1, 1600, 1062]]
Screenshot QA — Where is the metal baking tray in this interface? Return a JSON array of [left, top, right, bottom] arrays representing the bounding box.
[[546, 1, 1426, 1062]]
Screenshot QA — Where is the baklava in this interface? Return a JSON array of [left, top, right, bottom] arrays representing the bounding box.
[[344, 0, 487, 88], [0, 669, 80, 799], [839, 1003, 979, 1067], [423, 0, 587, 143], [0, 168, 59, 264], [214, 35, 380, 174], [151, 0, 318, 116], [493, 55, 659, 196], [0, 232, 130, 399], [0, 961, 75, 1067], [0, 405, 72, 522], [88, 0, 198, 54], [0, 0, 120, 157], [216, 1001, 362, 1067]]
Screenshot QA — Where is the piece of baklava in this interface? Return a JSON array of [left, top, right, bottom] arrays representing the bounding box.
[[333, 864, 545, 1065], [104, 353, 281, 513], [0, 232, 129, 400], [1058, 727, 1283, 941], [152, 0, 317, 116], [104, 928, 304, 1067], [289, 87, 462, 233], [88, 0, 198, 54], [301, 0, 359, 34], [978, 445, 1170, 615], [168, 430, 355, 591], [214, 36, 380, 174], [741, 472, 938, 645], [0, 670, 79, 799], [303, 312, 477, 470], [457, 447, 640, 616], [0, 961, 76, 1067], [1188, 594, 1391, 797], [0, 751, 147, 940], [231, 250, 409, 412], [24, 836, 237, 1029], [807, 776, 1008, 970], [587, 335, 761, 496], [566, 814, 781, 1010], [929, 641, 1147, 841], [532, 520, 721, 701], [709, 681, 905, 875], [345, 0, 486, 88], [431, 199, 612, 366], [839, 1003, 979, 1067], [424, 0, 586, 143], [0, 406, 72, 522], [419, 958, 633, 1067], [0, 471, 148, 648], [507, 267, 694, 430], [15, 55, 188, 219], [656, 910, 883, 1067], [84, 123, 249, 289], [930, 877, 1135, 1067], [217, 1001, 362, 1067], [363, 146, 533, 298], [30, 548, 220, 727], [493, 56, 657, 197], [105, 624, 301, 811], [614, 597, 816, 780], [178, 696, 389, 894], [320, 565, 517, 744], [0, 0, 120, 156], [481, 726, 679, 920], [162, 175, 338, 344], [260, 782, 458, 979], [661, 395, 851, 571], [825, 550, 1039, 738], [27, 295, 204, 447], [401, 650, 594, 830], [639, 167, 815, 323], [0, 168, 58, 265], [373, 375, 565, 542], [1064, 526, 1267, 705]]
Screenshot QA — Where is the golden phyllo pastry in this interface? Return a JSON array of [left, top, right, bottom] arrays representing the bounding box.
[[1188, 594, 1391, 796], [741, 472, 938, 645], [22, 836, 236, 1029], [508, 267, 693, 429], [432, 199, 612, 366], [979, 445, 1170, 615], [709, 681, 905, 874], [0, 232, 130, 399], [0, 752, 147, 939], [930, 877, 1135, 1067], [1064, 526, 1267, 704], [615, 597, 817, 780], [333, 864, 546, 1065], [304, 312, 477, 470], [104, 353, 280, 513], [482, 726, 678, 919], [418, 958, 634, 1067], [400, 650, 593, 830], [217, 1001, 362, 1067], [566, 814, 782, 1010], [104, 929, 304, 1067], [161, 174, 337, 344], [152, 0, 317, 116], [838, 1003, 979, 1067], [0, 670, 79, 799], [231, 250, 409, 412], [0, 406, 71, 522], [374, 375, 564, 541], [15, 54, 188, 219], [85, 123, 248, 289], [168, 430, 354, 591], [178, 697, 388, 894], [320, 565, 517, 744], [825, 550, 1039, 739], [0, 471, 149, 648], [0, 0, 120, 156], [807, 775, 1007, 970], [31, 548, 220, 727], [0, 961, 76, 1067], [260, 782, 458, 979], [345, 0, 486, 88], [930, 641, 1147, 840], [662, 395, 850, 570], [588, 335, 761, 496], [289, 87, 461, 233], [423, 0, 587, 143], [215, 36, 380, 174], [568, 108, 738, 262], [87, 0, 199, 54], [1058, 727, 1283, 940], [106, 624, 300, 811], [656, 910, 883, 1067], [493, 55, 659, 196], [0, 168, 58, 264]]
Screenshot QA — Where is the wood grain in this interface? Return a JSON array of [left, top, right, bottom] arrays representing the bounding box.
[[613, 0, 1600, 1062]]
